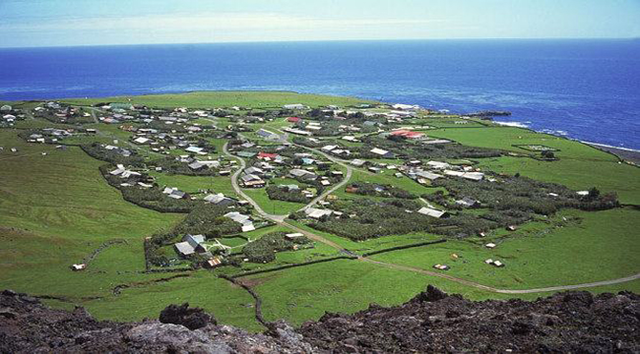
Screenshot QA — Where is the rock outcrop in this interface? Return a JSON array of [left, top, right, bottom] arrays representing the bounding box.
[[1, 287, 638, 353]]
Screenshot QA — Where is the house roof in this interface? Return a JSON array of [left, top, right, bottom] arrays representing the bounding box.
[[417, 207, 447, 218], [370, 148, 390, 156], [174, 242, 195, 256]]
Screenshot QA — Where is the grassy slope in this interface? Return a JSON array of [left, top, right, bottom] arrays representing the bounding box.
[[371, 208, 640, 289], [428, 126, 640, 204], [0, 129, 261, 330], [61, 91, 377, 109]]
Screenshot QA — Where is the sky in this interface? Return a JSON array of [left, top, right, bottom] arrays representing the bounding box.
[[0, 0, 639, 48]]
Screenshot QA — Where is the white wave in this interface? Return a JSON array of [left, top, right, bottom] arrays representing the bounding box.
[[494, 121, 529, 128], [581, 141, 640, 153]]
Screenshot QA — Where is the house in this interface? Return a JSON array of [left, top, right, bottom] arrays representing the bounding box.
[[199, 160, 221, 168], [205, 257, 223, 268], [287, 116, 301, 123], [455, 197, 480, 208], [370, 148, 394, 159], [241, 174, 265, 188], [485, 259, 505, 267], [444, 170, 484, 181], [285, 233, 304, 240], [350, 159, 366, 167], [427, 161, 451, 170], [485, 243, 497, 249], [257, 152, 278, 160], [432, 264, 450, 271], [289, 168, 317, 181], [244, 166, 264, 176], [390, 130, 425, 139], [163, 187, 187, 199], [70, 263, 86, 271], [304, 207, 333, 219], [133, 137, 150, 144], [392, 103, 420, 111], [417, 207, 448, 218], [236, 151, 257, 158], [204, 193, 235, 206], [224, 212, 255, 232], [256, 129, 278, 140], [174, 234, 208, 257], [283, 127, 313, 136], [188, 161, 207, 171], [283, 104, 307, 110], [185, 146, 205, 154], [414, 170, 442, 181]]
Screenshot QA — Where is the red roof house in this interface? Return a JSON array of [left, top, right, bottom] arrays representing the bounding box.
[[287, 117, 301, 123], [257, 152, 278, 160], [390, 130, 425, 139]]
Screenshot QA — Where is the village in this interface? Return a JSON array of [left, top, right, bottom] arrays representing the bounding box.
[[2, 96, 619, 276]]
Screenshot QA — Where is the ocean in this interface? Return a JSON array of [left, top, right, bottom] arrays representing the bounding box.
[[1, 39, 639, 149]]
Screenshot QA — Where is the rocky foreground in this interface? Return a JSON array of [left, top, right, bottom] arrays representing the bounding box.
[[1, 286, 638, 353]]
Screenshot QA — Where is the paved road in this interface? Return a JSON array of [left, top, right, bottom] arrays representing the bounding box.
[[221, 137, 640, 295]]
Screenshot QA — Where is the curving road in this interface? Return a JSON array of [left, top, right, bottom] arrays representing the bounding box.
[[221, 138, 640, 295]]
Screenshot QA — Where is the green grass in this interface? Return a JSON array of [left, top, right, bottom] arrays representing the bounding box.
[[150, 172, 237, 197], [242, 188, 306, 215], [427, 126, 640, 204], [61, 91, 377, 109], [371, 208, 640, 290], [81, 271, 263, 331], [248, 258, 520, 327]]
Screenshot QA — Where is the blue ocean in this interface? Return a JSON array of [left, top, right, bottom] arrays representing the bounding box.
[[1, 39, 639, 149]]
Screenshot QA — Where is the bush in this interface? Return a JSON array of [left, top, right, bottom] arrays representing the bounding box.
[[266, 185, 308, 203], [242, 232, 311, 263]]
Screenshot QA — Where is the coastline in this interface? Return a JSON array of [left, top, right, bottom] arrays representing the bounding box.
[[582, 141, 640, 165]]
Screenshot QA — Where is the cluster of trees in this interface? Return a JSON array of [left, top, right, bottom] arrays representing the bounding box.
[[242, 232, 311, 263], [99, 165, 196, 213], [35, 106, 93, 125], [359, 136, 502, 160], [266, 185, 309, 203], [428, 174, 619, 215], [173, 203, 242, 237], [145, 204, 244, 267], [310, 199, 433, 241], [347, 182, 417, 199], [83, 143, 146, 167], [292, 137, 323, 148], [541, 150, 556, 159], [149, 157, 219, 176]]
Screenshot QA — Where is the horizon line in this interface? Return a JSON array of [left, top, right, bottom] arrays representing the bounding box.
[[1, 36, 637, 50]]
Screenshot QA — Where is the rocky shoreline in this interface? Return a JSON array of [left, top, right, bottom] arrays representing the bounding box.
[[1, 286, 638, 353]]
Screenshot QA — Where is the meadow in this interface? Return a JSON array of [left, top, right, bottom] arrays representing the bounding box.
[[61, 91, 376, 109]]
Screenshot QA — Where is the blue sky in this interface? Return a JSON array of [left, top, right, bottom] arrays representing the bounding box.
[[1, 0, 639, 47]]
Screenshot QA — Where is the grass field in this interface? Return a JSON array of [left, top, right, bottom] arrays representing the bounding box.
[[427, 127, 640, 203], [371, 208, 640, 289], [61, 91, 377, 109]]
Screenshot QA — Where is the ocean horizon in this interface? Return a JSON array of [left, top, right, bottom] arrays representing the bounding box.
[[1, 39, 639, 149]]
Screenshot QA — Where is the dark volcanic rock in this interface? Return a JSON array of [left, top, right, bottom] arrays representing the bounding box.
[[159, 302, 215, 330], [1, 286, 639, 353], [299, 286, 640, 353]]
